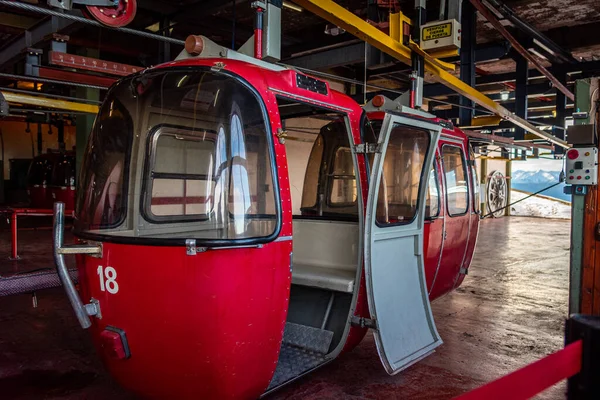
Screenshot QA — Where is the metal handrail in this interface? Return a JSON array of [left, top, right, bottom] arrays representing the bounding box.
[[53, 202, 102, 329]]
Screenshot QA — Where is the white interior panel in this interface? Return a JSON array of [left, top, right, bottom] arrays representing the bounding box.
[[291, 219, 358, 292]]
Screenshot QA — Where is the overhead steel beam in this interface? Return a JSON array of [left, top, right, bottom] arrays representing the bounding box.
[[1, 91, 99, 114], [484, 0, 577, 64], [0, 16, 74, 69], [514, 53, 528, 140], [48, 51, 142, 76], [286, 42, 366, 70], [469, 0, 574, 101], [292, 0, 568, 148], [288, 41, 509, 76], [37, 67, 116, 88], [425, 80, 556, 99]]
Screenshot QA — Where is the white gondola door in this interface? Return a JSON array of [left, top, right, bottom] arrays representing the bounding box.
[[363, 113, 443, 374]]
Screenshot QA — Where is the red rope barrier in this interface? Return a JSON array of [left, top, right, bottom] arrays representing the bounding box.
[[455, 340, 582, 400]]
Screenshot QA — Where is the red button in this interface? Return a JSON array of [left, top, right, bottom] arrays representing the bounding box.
[[567, 149, 579, 160], [577, 176, 582, 180], [569, 176, 574, 180]]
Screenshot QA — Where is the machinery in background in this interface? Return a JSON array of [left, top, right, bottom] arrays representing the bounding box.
[[46, 0, 137, 27]]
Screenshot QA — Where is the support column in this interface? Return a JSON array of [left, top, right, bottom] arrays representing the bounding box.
[[504, 159, 512, 216], [480, 156, 488, 215], [159, 17, 171, 63], [572, 78, 593, 315], [459, 0, 475, 126], [554, 66, 568, 157], [514, 53, 528, 141], [410, 0, 426, 109]]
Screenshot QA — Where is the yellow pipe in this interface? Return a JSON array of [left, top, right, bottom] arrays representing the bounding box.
[[291, 0, 569, 149], [2, 91, 99, 114]]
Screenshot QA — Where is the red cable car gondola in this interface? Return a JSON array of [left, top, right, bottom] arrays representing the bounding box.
[[52, 35, 479, 399], [27, 150, 76, 210]]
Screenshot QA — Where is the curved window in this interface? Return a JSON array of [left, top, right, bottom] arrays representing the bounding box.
[[300, 134, 324, 210], [376, 126, 430, 225], [329, 146, 357, 206], [469, 145, 480, 213], [442, 145, 469, 216], [75, 68, 278, 243], [76, 98, 132, 229], [425, 164, 440, 219]]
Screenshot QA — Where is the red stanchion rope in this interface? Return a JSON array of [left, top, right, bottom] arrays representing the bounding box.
[[454, 340, 582, 400]]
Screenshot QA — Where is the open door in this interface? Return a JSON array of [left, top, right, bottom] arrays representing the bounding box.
[[363, 113, 442, 374]]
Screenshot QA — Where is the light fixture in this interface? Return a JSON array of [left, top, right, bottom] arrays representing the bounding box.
[[282, 1, 303, 12], [500, 91, 510, 101]]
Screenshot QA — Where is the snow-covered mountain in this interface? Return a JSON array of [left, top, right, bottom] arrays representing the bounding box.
[[512, 169, 561, 184]]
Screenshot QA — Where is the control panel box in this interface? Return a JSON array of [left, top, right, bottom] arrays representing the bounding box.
[[565, 147, 598, 185], [420, 19, 461, 52]]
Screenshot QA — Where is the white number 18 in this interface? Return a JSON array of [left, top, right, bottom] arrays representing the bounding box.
[[97, 265, 119, 294]]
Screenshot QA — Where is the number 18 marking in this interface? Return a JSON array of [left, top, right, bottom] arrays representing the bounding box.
[[97, 265, 119, 294]]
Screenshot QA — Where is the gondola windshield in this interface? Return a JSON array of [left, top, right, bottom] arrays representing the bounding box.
[[75, 69, 278, 242]]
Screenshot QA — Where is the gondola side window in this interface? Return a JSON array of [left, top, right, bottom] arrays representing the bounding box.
[[425, 164, 440, 219], [442, 145, 469, 216], [329, 147, 357, 206], [146, 129, 216, 221], [376, 126, 430, 225], [469, 145, 480, 213]]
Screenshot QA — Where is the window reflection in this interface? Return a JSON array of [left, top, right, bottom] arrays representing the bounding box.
[[442, 145, 469, 216], [376, 125, 430, 225]]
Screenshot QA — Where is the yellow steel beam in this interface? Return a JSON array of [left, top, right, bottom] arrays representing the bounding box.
[[428, 48, 460, 59], [2, 91, 99, 114], [466, 115, 502, 127], [291, 0, 569, 149]]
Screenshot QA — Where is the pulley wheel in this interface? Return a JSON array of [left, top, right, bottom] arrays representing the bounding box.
[[85, 0, 137, 28], [486, 170, 507, 218]]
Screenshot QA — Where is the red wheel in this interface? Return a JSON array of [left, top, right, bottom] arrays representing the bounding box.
[[85, 0, 137, 28]]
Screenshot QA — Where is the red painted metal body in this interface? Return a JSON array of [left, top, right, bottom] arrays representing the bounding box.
[[72, 56, 478, 398]]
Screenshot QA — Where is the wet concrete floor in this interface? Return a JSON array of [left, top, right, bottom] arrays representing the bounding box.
[[0, 217, 570, 399]]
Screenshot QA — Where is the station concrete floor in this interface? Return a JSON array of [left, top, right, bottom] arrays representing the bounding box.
[[0, 216, 570, 399]]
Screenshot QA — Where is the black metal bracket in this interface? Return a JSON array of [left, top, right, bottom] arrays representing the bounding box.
[[566, 314, 600, 400]]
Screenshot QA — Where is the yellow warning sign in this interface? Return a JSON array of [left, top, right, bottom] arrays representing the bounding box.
[[422, 23, 452, 41]]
